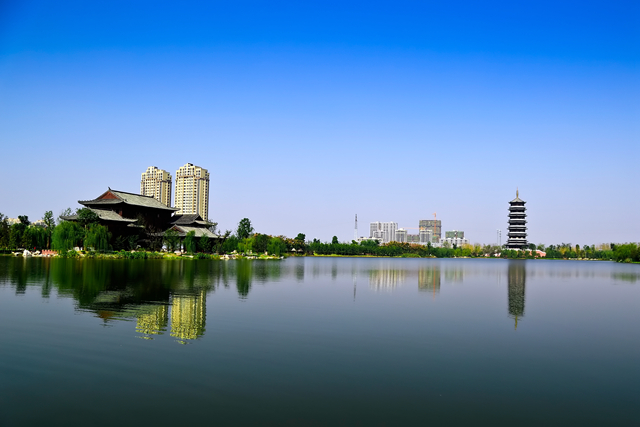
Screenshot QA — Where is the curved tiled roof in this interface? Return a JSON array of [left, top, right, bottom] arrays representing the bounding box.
[[80, 189, 178, 211]]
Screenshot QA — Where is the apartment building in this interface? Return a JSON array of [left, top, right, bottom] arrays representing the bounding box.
[[174, 163, 210, 221], [140, 166, 172, 207]]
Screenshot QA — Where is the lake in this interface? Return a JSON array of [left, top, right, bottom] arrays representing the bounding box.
[[0, 256, 638, 426]]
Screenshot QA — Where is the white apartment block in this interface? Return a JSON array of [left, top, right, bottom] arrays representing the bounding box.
[[175, 163, 210, 220], [140, 166, 172, 207], [395, 228, 408, 243], [441, 237, 469, 247], [370, 221, 398, 243]]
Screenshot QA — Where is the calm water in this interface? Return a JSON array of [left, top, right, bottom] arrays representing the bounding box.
[[0, 256, 638, 426]]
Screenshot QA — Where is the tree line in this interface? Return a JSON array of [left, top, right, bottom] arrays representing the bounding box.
[[1, 212, 638, 263]]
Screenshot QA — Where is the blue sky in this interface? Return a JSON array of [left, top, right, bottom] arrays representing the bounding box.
[[1, 0, 638, 244]]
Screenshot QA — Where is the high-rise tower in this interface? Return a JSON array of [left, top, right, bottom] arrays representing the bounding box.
[[506, 189, 527, 249], [140, 166, 172, 207], [175, 163, 210, 220]]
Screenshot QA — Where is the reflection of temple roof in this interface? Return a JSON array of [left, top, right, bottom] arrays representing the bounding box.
[[80, 188, 178, 211]]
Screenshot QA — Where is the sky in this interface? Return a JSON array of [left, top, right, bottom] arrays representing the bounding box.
[[0, 0, 638, 245]]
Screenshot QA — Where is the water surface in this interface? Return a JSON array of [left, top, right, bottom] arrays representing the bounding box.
[[1, 257, 638, 426]]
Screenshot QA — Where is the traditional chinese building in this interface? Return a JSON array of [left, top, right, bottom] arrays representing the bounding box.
[[506, 190, 528, 249], [167, 214, 217, 239], [78, 188, 177, 231]]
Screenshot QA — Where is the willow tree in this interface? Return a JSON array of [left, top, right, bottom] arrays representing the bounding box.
[[184, 231, 197, 254], [84, 224, 111, 252], [52, 221, 83, 251]]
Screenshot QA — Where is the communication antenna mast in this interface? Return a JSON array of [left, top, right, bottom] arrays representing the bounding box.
[[354, 214, 358, 241]]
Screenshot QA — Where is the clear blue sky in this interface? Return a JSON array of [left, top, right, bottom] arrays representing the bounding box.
[[1, 0, 638, 245]]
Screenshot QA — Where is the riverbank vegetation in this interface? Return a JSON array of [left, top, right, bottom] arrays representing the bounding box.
[[1, 212, 638, 263]]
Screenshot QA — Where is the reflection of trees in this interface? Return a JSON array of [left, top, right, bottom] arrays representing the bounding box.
[[236, 260, 252, 298], [0, 257, 215, 342], [418, 266, 441, 294], [507, 261, 526, 329]]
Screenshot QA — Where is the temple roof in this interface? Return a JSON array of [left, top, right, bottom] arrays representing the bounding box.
[[170, 214, 208, 226], [61, 208, 138, 223], [170, 225, 218, 238], [80, 189, 178, 211]]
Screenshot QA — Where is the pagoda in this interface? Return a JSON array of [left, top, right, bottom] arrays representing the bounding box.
[[506, 189, 528, 249]]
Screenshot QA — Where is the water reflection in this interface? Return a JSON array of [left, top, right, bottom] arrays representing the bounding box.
[[136, 305, 169, 337], [418, 265, 441, 294], [170, 290, 206, 343], [507, 261, 526, 329], [369, 269, 405, 291]]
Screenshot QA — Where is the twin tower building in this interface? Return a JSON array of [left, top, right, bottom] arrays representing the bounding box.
[[140, 164, 210, 221]]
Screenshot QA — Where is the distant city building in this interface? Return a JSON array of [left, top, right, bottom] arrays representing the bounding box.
[[6, 218, 20, 225], [506, 190, 528, 249], [140, 166, 172, 208], [395, 228, 408, 243], [369, 222, 398, 243], [175, 163, 210, 221], [407, 234, 420, 243], [419, 219, 441, 243], [441, 236, 469, 247], [445, 230, 465, 239], [419, 229, 432, 244]]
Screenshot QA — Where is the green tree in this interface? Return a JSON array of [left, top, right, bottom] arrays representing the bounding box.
[[253, 233, 270, 253], [42, 210, 56, 248], [184, 231, 197, 254], [295, 233, 306, 242], [332, 236, 339, 245], [76, 208, 99, 229], [18, 215, 30, 226], [221, 234, 239, 254], [52, 221, 83, 251], [164, 228, 180, 252], [198, 235, 210, 253], [237, 218, 254, 240], [84, 224, 111, 252], [267, 237, 287, 257], [0, 213, 9, 248]]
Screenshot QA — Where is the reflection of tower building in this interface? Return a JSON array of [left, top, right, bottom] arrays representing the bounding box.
[[136, 305, 169, 338], [506, 190, 528, 249], [418, 266, 441, 294], [507, 262, 526, 329], [369, 269, 405, 291], [170, 290, 206, 341]]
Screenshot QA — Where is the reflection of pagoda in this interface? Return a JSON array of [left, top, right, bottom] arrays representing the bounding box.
[[418, 266, 441, 294], [507, 262, 526, 329], [170, 289, 206, 342], [506, 189, 528, 249]]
